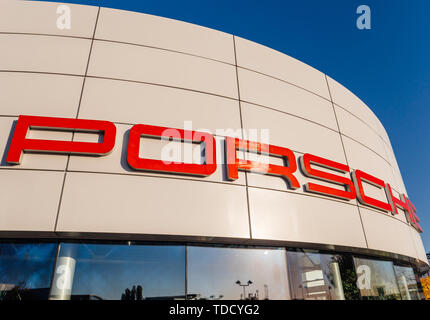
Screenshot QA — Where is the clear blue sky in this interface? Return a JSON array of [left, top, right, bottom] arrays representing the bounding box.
[[34, 0, 430, 253]]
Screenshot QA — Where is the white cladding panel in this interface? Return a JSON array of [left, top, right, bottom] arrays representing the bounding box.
[[0, 1, 425, 264]]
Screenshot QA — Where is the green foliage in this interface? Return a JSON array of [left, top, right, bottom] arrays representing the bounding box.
[[332, 255, 361, 300]]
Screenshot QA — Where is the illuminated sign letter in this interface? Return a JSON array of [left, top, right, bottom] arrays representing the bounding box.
[[127, 124, 216, 177], [352, 170, 391, 212], [225, 137, 300, 189], [300, 153, 356, 200], [405, 198, 423, 233], [6, 115, 116, 164], [384, 183, 409, 216]]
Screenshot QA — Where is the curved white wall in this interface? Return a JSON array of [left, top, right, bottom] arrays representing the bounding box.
[[0, 1, 426, 264]]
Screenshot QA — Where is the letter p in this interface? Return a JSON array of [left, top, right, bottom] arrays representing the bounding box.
[[6, 115, 116, 164]]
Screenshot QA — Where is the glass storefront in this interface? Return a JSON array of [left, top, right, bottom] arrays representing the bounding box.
[[0, 241, 425, 300], [393, 265, 420, 300], [49, 243, 186, 300], [353, 257, 401, 300], [0, 242, 57, 300], [287, 250, 358, 300], [187, 246, 289, 300]]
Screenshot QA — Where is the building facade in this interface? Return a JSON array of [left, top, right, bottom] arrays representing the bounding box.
[[0, 1, 427, 300]]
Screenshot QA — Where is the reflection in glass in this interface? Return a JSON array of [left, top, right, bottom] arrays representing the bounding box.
[[49, 243, 185, 300], [287, 250, 357, 300], [394, 265, 419, 300], [353, 257, 401, 300], [0, 240, 423, 301], [0, 242, 57, 300], [187, 246, 289, 300]]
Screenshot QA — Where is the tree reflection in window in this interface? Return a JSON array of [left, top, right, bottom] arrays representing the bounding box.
[[0, 242, 57, 300], [353, 257, 401, 300], [287, 250, 359, 300]]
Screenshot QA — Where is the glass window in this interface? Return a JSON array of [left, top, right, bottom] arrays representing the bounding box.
[[287, 250, 358, 300], [394, 265, 419, 300], [353, 257, 401, 300], [0, 242, 57, 300], [187, 246, 289, 300], [49, 243, 185, 300]]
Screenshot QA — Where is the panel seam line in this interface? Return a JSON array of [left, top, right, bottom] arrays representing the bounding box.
[[233, 35, 253, 240], [325, 74, 369, 248], [53, 7, 101, 233]]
